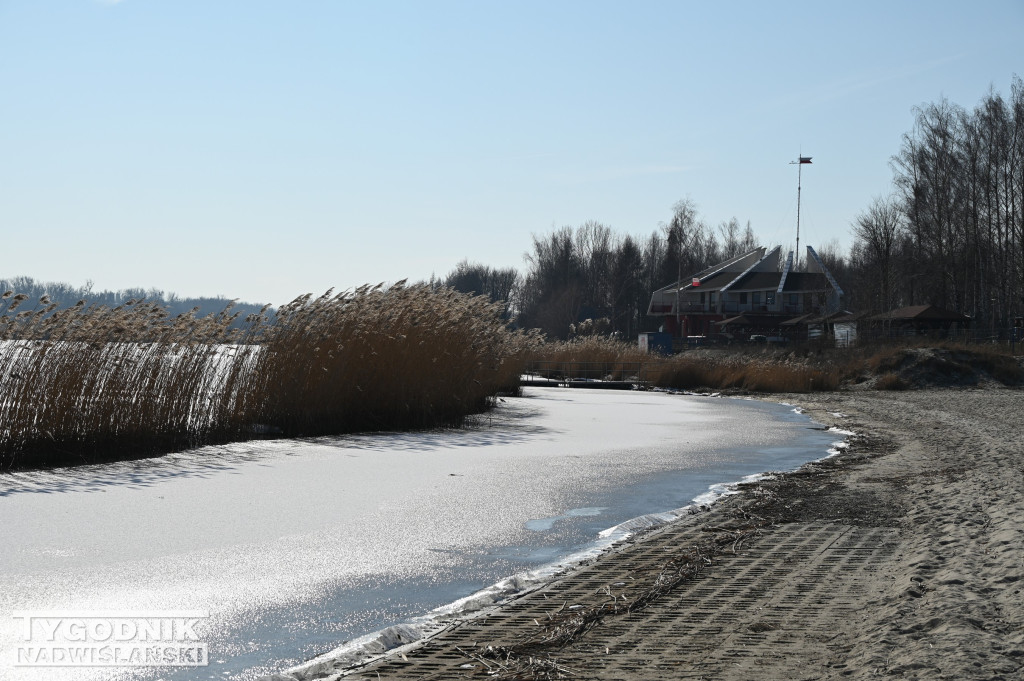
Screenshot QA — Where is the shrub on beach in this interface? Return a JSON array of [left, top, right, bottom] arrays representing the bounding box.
[[875, 372, 909, 390], [860, 343, 1023, 388]]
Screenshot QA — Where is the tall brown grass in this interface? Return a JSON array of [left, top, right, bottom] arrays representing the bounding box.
[[529, 336, 1021, 392], [0, 284, 535, 471], [5, 286, 1018, 471], [650, 354, 840, 392], [535, 336, 648, 366], [530, 340, 848, 392], [0, 295, 264, 469], [249, 283, 536, 436], [528, 337, 650, 381]]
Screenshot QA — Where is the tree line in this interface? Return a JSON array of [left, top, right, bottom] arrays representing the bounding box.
[[0, 276, 268, 324], [436, 202, 760, 340], [846, 76, 1023, 331], [442, 77, 1023, 340]]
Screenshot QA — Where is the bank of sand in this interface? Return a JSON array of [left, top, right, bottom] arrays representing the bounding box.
[[293, 389, 1023, 680]]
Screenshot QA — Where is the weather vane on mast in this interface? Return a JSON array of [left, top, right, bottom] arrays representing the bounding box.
[[790, 153, 812, 268]]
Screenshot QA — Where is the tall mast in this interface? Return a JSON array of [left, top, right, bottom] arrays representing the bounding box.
[[790, 154, 812, 268]]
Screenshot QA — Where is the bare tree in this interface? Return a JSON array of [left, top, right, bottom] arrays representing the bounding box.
[[718, 218, 741, 259], [444, 260, 520, 318], [852, 195, 903, 311], [739, 220, 759, 253], [609, 235, 644, 337], [892, 98, 967, 309], [859, 76, 1024, 327]]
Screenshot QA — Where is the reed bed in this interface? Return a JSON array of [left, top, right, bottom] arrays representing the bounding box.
[[535, 336, 650, 367], [530, 337, 1021, 392], [654, 354, 842, 392], [529, 337, 652, 381], [6, 283, 1016, 471], [0, 294, 262, 469], [0, 284, 534, 470], [529, 339, 842, 392], [250, 282, 536, 436]]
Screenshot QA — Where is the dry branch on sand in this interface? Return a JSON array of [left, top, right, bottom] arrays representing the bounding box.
[[466, 522, 765, 680]]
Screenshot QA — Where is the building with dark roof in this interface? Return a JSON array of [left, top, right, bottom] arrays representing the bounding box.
[[867, 305, 971, 334], [647, 245, 845, 341]]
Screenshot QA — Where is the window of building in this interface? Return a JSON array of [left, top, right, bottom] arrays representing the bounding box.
[[739, 292, 748, 304], [766, 291, 775, 306]]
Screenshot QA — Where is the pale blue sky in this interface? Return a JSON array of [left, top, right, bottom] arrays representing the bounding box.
[[1, 1, 1021, 304]]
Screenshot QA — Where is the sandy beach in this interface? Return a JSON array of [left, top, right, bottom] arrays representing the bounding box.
[[290, 388, 1023, 680]]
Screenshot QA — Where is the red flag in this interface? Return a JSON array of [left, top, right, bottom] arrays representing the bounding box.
[[692, 277, 700, 287]]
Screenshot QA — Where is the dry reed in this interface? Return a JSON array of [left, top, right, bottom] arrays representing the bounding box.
[[0, 296, 263, 469], [5, 287, 1017, 471], [249, 282, 536, 436], [529, 339, 842, 392], [0, 285, 534, 470], [529, 337, 653, 381], [655, 355, 842, 392]]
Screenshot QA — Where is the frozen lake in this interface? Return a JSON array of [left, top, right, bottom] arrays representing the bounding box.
[[0, 387, 839, 681]]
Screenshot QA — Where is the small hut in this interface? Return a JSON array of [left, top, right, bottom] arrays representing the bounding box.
[[867, 305, 971, 338]]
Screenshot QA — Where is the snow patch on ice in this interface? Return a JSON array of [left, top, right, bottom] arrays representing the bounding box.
[[819, 428, 856, 461]]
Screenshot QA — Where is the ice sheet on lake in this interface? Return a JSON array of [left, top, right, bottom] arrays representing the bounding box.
[[0, 387, 840, 681]]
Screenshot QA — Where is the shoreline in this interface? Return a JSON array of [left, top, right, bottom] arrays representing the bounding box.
[[297, 388, 1023, 680], [264, 395, 841, 681]]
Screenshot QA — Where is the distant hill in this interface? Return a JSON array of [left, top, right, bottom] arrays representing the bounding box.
[[0, 276, 272, 322]]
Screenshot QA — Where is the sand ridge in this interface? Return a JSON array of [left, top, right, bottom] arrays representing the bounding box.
[[286, 389, 1023, 680]]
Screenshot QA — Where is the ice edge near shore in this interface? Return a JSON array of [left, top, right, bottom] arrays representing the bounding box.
[[261, 403, 852, 681]]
